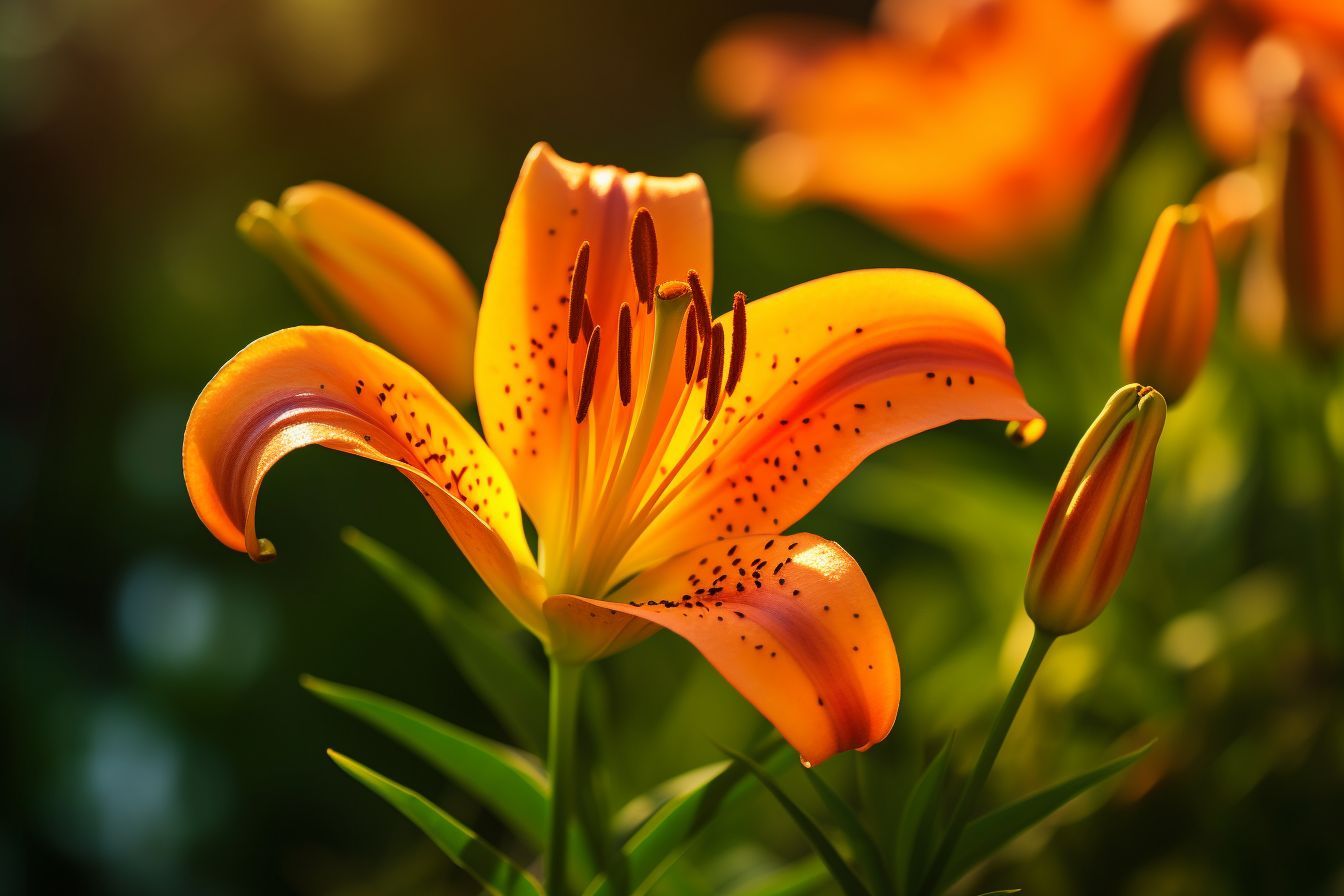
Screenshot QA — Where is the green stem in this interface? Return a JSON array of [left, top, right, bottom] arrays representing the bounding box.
[[919, 627, 1055, 895], [546, 658, 585, 896]]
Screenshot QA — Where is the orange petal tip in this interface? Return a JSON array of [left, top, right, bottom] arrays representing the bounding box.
[[1007, 417, 1047, 447]]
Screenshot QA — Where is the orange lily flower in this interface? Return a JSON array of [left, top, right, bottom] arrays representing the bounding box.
[[699, 0, 1180, 263], [239, 182, 479, 404], [183, 143, 1043, 766]]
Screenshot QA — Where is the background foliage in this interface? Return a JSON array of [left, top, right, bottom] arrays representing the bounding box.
[[5, 0, 1343, 893]]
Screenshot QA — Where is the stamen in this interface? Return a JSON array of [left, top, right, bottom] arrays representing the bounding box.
[[683, 307, 698, 384], [703, 323, 725, 421], [727, 291, 747, 395], [631, 208, 658, 309], [688, 270, 712, 381], [617, 303, 633, 406], [568, 241, 590, 344], [575, 326, 602, 423]]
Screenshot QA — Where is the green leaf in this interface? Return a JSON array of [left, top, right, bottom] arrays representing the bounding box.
[[973, 890, 1022, 895], [721, 746, 871, 896], [302, 675, 548, 846], [894, 734, 955, 896], [328, 750, 543, 896], [941, 741, 1155, 889], [805, 772, 894, 896], [612, 761, 724, 842], [341, 527, 547, 752], [587, 741, 791, 896], [724, 855, 830, 896]]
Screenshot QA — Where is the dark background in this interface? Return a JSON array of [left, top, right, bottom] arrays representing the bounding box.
[[5, 0, 1343, 893]]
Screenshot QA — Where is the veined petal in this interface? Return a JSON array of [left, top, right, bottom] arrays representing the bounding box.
[[622, 270, 1041, 576], [544, 534, 899, 766], [183, 326, 546, 634], [476, 143, 712, 546]]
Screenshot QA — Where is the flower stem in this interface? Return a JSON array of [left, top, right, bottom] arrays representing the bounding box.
[[919, 626, 1055, 895], [545, 658, 585, 896]]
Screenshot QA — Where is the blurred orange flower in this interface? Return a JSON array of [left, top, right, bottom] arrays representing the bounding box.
[[1184, 0, 1344, 351], [700, 0, 1183, 263], [183, 143, 1044, 765]]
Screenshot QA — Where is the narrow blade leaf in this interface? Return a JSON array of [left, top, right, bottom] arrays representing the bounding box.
[[942, 741, 1155, 888], [725, 855, 830, 896], [895, 734, 955, 896], [722, 746, 871, 896], [805, 773, 893, 896], [587, 741, 790, 896], [303, 675, 548, 846], [342, 527, 547, 751], [328, 750, 543, 896]]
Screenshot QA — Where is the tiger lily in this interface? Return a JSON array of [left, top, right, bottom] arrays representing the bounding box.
[[183, 143, 1042, 771], [698, 0, 1182, 263]]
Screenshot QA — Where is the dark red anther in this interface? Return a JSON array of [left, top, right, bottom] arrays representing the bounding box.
[[727, 291, 747, 395], [576, 326, 602, 423], [703, 323, 725, 421], [568, 242, 590, 344], [683, 308, 698, 384], [617, 302, 633, 406], [688, 270, 712, 381], [631, 208, 658, 310]]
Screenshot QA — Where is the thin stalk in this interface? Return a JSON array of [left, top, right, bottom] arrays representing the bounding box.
[[546, 659, 585, 896], [918, 627, 1055, 895]]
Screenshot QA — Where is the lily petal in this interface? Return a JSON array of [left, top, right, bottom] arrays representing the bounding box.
[[544, 534, 899, 766], [183, 326, 546, 634], [476, 143, 712, 545], [623, 270, 1041, 576]]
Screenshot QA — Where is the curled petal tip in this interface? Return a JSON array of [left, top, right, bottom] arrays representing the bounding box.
[[1006, 417, 1047, 447]]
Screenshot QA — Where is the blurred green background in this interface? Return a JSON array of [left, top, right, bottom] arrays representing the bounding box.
[[5, 0, 1344, 893]]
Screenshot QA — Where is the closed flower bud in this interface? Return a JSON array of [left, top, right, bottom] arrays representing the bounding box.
[[238, 183, 479, 403], [1119, 205, 1219, 406], [1025, 384, 1166, 636], [1279, 95, 1344, 354]]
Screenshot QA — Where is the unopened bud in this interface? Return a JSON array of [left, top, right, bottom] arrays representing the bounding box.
[[1279, 96, 1344, 354], [238, 183, 478, 402], [1120, 205, 1219, 406], [1024, 385, 1166, 636]]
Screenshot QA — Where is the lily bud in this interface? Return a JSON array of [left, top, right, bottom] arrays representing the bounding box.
[[238, 183, 479, 403], [1025, 384, 1166, 636], [1279, 97, 1344, 354], [1119, 205, 1219, 406]]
